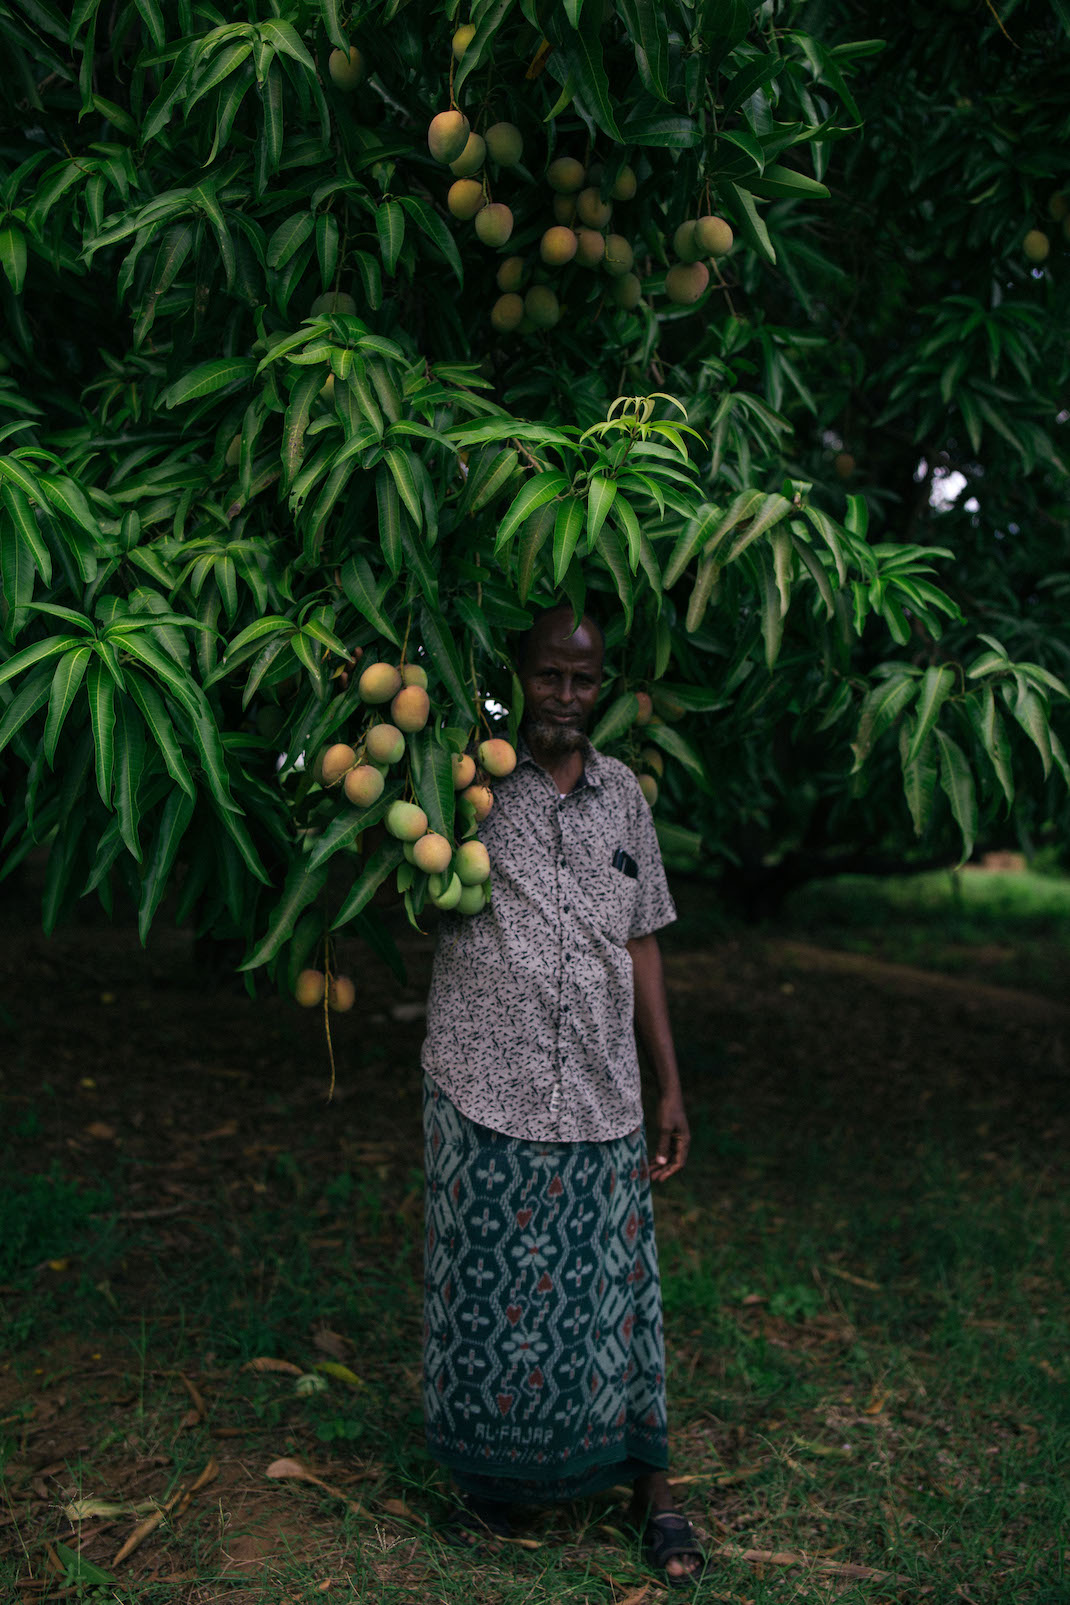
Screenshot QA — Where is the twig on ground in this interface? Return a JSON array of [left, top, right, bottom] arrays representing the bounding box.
[[112, 1458, 218, 1567], [715, 1543, 914, 1584]]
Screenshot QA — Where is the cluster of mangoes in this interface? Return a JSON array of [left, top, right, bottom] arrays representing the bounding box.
[[294, 653, 518, 1009], [424, 24, 737, 330], [665, 214, 735, 304], [483, 154, 645, 333]]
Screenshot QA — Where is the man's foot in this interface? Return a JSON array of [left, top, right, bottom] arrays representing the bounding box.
[[637, 1509, 706, 1589], [439, 1493, 512, 1552], [628, 1472, 706, 1588]]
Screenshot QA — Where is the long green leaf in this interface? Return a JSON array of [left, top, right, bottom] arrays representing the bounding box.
[[281, 368, 324, 490], [662, 502, 720, 589], [341, 553, 400, 646], [685, 553, 720, 634], [125, 671, 196, 797], [553, 497, 585, 585], [644, 720, 705, 779], [2, 480, 52, 585], [723, 495, 793, 563], [0, 515, 33, 639], [518, 502, 553, 601], [385, 448, 422, 528], [964, 684, 1014, 812], [1008, 682, 1052, 778], [161, 357, 256, 408], [898, 720, 939, 837], [0, 633, 80, 688], [905, 664, 955, 765], [114, 698, 147, 861], [754, 544, 784, 670], [851, 673, 918, 769], [266, 209, 314, 270], [398, 195, 464, 287], [331, 839, 405, 929], [596, 526, 633, 631], [376, 199, 405, 277], [586, 475, 617, 549], [87, 658, 116, 805], [496, 472, 569, 554], [408, 726, 455, 839], [306, 782, 401, 872], [240, 860, 329, 970], [452, 0, 516, 98], [464, 448, 519, 515], [116, 632, 202, 722], [43, 645, 91, 765], [420, 604, 475, 719], [138, 789, 196, 943], [616, 0, 670, 98], [720, 180, 776, 266], [0, 662, 52, 752], [548, 9, 622, 139], [591, 691, 639, 748], [934, 727, 977, 863], [0, 225, 28, 294]]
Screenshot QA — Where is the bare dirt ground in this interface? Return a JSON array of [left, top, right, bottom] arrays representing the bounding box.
[[1, 870, 1067, 1601]]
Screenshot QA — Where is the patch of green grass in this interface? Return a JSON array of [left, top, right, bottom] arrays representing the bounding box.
[[783, 868, 1070, 995], [0, 1164, 114, 1286]]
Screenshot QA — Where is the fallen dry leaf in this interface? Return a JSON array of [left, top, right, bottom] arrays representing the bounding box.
[[178, 1374, 207, 1416], [197, 1121, 238, 1140], [614, 1588, 651, 1605], [64, 1498, 158, 1521], [265, 1458, 363, 1514], [313, 1360, 364, 1388], [312, 1327, 352, 1361], [715, 1543, 908, 1584], [379, 1497, 422, 1522], [112, 1459, 218, 1567], [112, 1508, 167, 1565], [42, 1544, 65, 1577], [242, 1357, 303, 1376], [824, 1264, 881, 1291]]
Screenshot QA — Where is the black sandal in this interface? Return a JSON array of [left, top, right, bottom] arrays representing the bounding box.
[[640, 1510, 707, 1589], [440, 1493, 512, 1552]]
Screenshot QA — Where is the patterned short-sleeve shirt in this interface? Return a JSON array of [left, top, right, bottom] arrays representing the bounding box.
[[421, 739, 676, 1142]]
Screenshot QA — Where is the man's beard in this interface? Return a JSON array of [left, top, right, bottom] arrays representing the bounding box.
[[528, 719, 587, 755]]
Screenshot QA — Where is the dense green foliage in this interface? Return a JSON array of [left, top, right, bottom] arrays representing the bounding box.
[[0, 0, 1066, 973]]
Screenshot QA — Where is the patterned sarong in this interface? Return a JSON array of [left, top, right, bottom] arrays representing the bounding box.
[[422, 1073, 668, 1502]]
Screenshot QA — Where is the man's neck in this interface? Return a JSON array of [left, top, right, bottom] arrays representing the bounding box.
[[524, 731, 586, 795]]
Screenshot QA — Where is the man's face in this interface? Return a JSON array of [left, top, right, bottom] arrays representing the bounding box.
[[518, 613, 603, 755]]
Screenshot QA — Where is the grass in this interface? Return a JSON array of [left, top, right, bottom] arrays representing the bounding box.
[[1, 869, 1068, 1602], [779, 866, 1070, 998]]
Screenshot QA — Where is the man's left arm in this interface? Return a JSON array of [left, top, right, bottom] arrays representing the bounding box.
[[627, 933, 690, 1182]]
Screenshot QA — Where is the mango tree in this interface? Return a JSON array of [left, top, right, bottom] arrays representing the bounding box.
[[0, 0, 1066, 1000]]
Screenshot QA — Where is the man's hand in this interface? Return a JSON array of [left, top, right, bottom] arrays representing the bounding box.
[[649, 1090, 690, 1182]]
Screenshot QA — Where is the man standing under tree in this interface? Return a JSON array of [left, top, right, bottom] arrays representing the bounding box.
[[420, 604, 705, 1587]]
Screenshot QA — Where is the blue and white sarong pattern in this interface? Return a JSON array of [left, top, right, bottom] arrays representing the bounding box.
[[422, 1073, 669, 1502]]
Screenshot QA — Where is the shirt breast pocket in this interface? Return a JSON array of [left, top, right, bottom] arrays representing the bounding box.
[[589, 858, 638, 944]]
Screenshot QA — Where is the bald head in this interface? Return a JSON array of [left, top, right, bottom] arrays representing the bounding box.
[[517, 606, 605, 675]]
